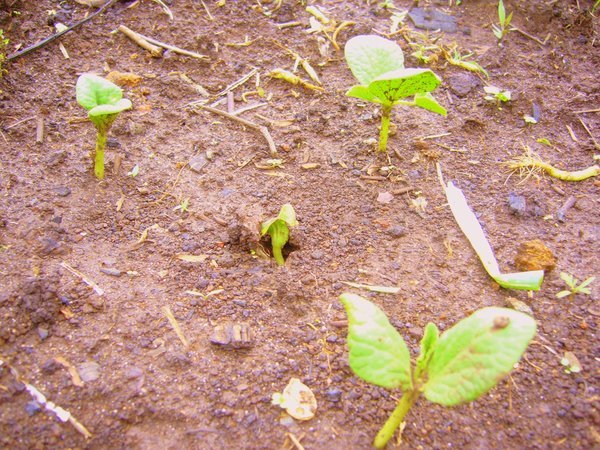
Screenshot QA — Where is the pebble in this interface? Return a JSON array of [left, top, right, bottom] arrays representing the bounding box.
[[25, 401, 42, 416], [100, 267, 122, 277], [326, 388, 342, 402], [311, 250, 324, 260], [52, 186, 71, 197], [447, 73, 481, 97], [386, 226, 406, 238], [78, 361, 101, 382], [508, 193, 527, 215], [189, 154, 207, 173], [37, 327, 49, 340], [124, 367, 143, 379]]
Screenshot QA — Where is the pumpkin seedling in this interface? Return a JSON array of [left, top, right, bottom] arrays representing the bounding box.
[[261, 203, 298, 266], [556, 272, 595, 300], [340, 293, 536, 449], [344, 35, 446, 153], [484, 85, 511, 107], [76, 74, 132, 179]]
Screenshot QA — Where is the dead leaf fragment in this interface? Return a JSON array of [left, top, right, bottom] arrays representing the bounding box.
[[54, 357, 84, 387], [505, 297, 533, 316], [77, 361, 101, 383], [176, 253, 208, 263], [272, 378, 317, 421], [377, 191, 394, 204], [560, 351, 582, 373]]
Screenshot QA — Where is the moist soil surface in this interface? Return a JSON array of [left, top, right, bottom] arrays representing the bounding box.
[[0, 1, 599, 449]]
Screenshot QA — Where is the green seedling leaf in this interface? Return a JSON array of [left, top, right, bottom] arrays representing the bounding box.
[[444, 181, 544, 290], [368, 68, 441, 105], [340, 281, 401, 294], [346, 85, 380, 103], [344, 34, 405, 85], [560, 351, 582, 374], [414, 92, 447, 116], [261, 203, 298, 266], [415, 323, 439, 379], [424, 307, 536, 406], [498, 0, 506, 25], [340, 293, 413, 391]]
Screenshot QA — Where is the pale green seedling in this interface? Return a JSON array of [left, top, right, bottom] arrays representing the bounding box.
[[76, 74, 132, 179], [340, 293, 536, 448], [344, 35, 446, 153], [484, 85, 511, 106], [492, 0, 513, 45], [0, 30, 8, 79], [261, 203, 298, 266], [556, 272, 595, 299]]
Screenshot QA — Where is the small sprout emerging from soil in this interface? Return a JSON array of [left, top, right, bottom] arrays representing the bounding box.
[[560, 351, 582, 374], [443, 48, 489, 78], [127, 164, 140, 178], [492, 0, 513, 46], [506, 147, 600, 182], [0, 29, 8, 79], [340, 293, 536, 448], [556, 272, 595, 300], [344, 35, 446, 153], [76, 74, 132, 180], [484, 85, 511, 106], [173, 197, 190, 213], [261, 203, 298, 266]]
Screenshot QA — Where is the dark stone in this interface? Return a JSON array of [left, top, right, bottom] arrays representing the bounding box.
[[326, 388, 342, 402], [25, 401, 42, 416], [52, 186, 71, 197], [447, 73, 482, 97]]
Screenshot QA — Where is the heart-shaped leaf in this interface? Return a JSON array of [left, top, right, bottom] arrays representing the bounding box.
[[88, 99, 133, 117], [423, 307, 536, 406], [340, 293, 413, 391], [346, 85, 381, 103], [76, 74, 126, 111], [368, 68, 441, 105], [345, 35, 405, 86], [414, 92, 447, 116]]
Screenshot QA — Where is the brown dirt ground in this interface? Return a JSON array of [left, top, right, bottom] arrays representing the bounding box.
[[0, 0, 599, 449]]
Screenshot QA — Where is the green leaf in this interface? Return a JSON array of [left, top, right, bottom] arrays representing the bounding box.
[[344, 35, 405, 86], [494, 271, 544, 291], [413, 92, 447, 116], [88, 99, 133, 117], [415, 323, 439, 379], [368, 68, 441, 104], [346, 85, 381, 103], [424, 307, 536, 406], [498, 0, 506, 25], [555, 290, 572, 299], [577, 276, 595, 289], [340, 293, 413, 391], [76, 74, 125, 111], [277, 203, 298, 227], [268, 219, 289, 266]]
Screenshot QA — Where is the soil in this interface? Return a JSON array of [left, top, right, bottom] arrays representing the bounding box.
[[0, 1, 599, 449]]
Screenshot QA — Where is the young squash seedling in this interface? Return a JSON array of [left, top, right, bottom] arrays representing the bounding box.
[[340, 293, 536, 449], [261, 203, 298, 266], [344, 35, 446, 153], [76, 73, 132, 180]]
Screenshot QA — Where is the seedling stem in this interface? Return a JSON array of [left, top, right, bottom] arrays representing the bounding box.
[[374, 389, 419, 448], [379, 104, 392, 153]]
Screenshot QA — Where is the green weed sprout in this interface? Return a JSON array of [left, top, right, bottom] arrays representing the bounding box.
[[344, 35, 446, 153], [492, 0, 513, 45], [340, 293, 536, 449], [76, 74, 132, 180], [556, 272, 595, 299], [484, 85, 511, 106], [261, 203, 298, 266], [0, 30, 8, 79]]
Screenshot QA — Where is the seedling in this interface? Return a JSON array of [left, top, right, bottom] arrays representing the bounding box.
[[0, 30, 8, 79], [443, 47, 489, 78], [340, 293, 536, 448], [345, 35, 446, 153], [76, 74, 132, 179], [556, 272, 595, 299], [261, 203, 298, 266], [492, 0, 513, 45], [127, 164, 139, 178], [173, 197, 190, 213], [484, 85, 511, 106]]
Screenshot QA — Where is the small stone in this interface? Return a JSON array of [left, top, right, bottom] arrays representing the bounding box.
[[41, 359, 62, 374], [377, 191, 394, 204], [557, 408, 567, 418], [37, 327, 49, 340], [100, 267, 122, 277], [124, 367, 143, 379], [39, 237, 60, 255], [189, 154, 208, 173], [52, 186, 71, 197], [210, 323, 254, 349], [311, 250, 324, 260], [25, 401, 42, 416], [447, 73, 482, 97], [514, 239, 557, 272], [386, 226, 406, 238], [408, 327, 423, 338], [325, 334, 338, 343], [326, 388, 342, 402], [78, 361, 101, 382], [508, 193, 527, 216]]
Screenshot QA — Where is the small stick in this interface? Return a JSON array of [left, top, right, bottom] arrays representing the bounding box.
[[36, 116, 45, 144], [287, 433, 306, 450], [118, 25, 163, 57], [135, 31, 209, 60], [556, 195, 576, 222], [200, 0, 214, 20], [7, 0, 119, 61], [416, 132, 452, 140], [574, 108, 600, 114], [566, 124, 578, 142], [276, 21, 302, 29], [577, 116, 599, 149], [512, 27, 547, 46], [4, 116, 36, 130], [360, 175, 387, 181], [231, 102, 268, 116], [60, 262, 104, 296], [392, 186, 417, 195], [163, 306, 190, 348], [195, 105, 277, 155], [226, 92, 235, 114]]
